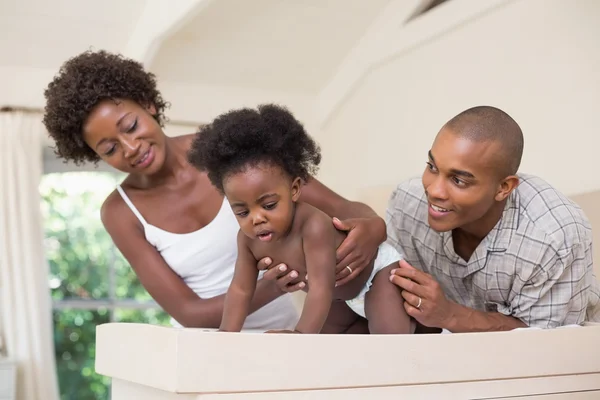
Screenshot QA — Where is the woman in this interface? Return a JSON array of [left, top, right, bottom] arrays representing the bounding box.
[[42, 50, 386, 331]]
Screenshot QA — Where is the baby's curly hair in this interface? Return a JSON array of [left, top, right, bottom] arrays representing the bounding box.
[[188, 104, 321, 193], [43, 50, 169, 165]]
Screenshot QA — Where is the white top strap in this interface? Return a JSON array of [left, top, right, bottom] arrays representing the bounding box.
[[116, 185, 148, 226]]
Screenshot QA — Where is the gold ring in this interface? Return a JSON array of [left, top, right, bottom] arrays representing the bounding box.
[[345, 266, 353, 274], [416, 297, 422, 309]]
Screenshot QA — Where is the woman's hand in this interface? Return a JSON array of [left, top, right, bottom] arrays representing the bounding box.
[[257, 257, 306, 293], [333, 216, 386, 286]]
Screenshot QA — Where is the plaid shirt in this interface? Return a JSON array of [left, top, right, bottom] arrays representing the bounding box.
[[386, 174, 600, 328]]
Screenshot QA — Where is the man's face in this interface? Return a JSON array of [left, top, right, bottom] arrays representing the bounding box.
[[421, 127, 505, 233]]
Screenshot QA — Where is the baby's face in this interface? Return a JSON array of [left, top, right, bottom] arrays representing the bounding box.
[[224, 163, 301, 242]]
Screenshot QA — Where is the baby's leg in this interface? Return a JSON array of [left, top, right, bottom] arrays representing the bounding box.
[[321, 300, 369, 334], [365, 264, 415, 334]]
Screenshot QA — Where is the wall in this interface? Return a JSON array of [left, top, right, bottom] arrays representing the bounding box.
[[571, 191, 600, 276], [316, 0, 600, 200], [159, 81, 317, 133]]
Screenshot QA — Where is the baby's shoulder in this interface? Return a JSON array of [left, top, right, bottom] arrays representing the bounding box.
[[295, 202, 335, 237]]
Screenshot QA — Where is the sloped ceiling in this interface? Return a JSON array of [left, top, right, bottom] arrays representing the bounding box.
[[150, 0, 391, 94]]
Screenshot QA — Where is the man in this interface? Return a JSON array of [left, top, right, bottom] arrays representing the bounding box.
[[388, 106, 600, 332]]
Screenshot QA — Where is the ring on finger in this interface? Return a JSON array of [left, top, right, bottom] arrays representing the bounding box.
[[345, 266, 353, 274], [416, 296, 422, 309]]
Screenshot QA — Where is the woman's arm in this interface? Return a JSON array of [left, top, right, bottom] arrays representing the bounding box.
[[299, 177, 386, 285], [101, 192, 283, 328], [301, 178, 380, 219]]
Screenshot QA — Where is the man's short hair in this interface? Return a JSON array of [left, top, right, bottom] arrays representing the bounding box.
[[445, 106, 524, 176]]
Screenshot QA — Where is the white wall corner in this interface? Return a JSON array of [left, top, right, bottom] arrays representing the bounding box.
[[315, 0, 424, 127], [158, 81, 316, 129], [124, 0, 216, 67], [315, 0, 514, 127]]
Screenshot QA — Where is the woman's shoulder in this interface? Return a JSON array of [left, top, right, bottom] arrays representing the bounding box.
[[100, 185, 151, 243], [173, 132, 197, 150], [100, 187, 131, 226]]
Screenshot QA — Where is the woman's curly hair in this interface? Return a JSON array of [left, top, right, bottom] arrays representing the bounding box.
[[188, 104, 321, 193], [43, 50, 169, 165]]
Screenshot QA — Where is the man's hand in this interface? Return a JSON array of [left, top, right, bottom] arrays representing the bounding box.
[[389, 259, 457, 329], [258, 257, 306, 293], [390, 259, 528, 333], [333, 216, 385, 286]]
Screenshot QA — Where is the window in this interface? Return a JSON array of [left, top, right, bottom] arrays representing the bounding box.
[[41, 172, 170, 400]]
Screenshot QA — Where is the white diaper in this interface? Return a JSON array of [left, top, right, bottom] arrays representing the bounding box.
[[345, 242, 402, 318]]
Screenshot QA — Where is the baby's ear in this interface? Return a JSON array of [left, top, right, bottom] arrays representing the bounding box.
[[291, 177, 302, 202]]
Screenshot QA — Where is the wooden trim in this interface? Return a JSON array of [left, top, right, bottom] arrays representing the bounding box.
[[96, 323, 600, 394], [0, 105, 201, 128], [0, 105, 41, 113]]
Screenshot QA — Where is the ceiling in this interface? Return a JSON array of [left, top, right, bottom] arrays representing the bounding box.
[[0, 0, 146, 69], [150, 0, 391, 94], [1, 0, 395, 106]]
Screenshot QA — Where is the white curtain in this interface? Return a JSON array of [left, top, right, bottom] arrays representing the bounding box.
[[0, 111, 60, 400]]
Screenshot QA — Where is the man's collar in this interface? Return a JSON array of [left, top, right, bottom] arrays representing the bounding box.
[[485, 190, 520, 252]]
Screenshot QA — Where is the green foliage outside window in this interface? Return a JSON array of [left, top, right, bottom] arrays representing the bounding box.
[[41, 172, 171, 400]]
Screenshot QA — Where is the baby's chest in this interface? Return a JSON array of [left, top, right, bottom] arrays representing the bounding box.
[[251, 239, 307, 274]]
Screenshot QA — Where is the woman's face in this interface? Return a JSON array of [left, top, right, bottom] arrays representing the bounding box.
[[82, 98, 167, 175]]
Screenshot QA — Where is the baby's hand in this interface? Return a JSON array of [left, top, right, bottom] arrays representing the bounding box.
[[264, 329, 299, 334]]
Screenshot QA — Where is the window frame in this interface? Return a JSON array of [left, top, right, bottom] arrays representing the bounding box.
[[42, 152, 164, 321]]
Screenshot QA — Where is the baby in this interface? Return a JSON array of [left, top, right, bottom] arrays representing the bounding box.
[[188, 104, 413, 334]]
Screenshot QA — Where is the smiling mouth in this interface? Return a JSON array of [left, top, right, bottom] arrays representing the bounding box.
[[430, 204, 451, 213], [133, 149, 150, 166]]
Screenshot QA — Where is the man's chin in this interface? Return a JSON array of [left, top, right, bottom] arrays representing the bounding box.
[[427, 216, 456, 233]]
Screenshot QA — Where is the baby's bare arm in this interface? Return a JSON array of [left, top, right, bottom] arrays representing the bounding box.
[[219, 231, 259, 332], [295, 215, 337, 333]]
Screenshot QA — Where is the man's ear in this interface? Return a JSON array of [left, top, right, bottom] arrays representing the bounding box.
[[495, 175, 519, 202], [291, 177, 302, 202]]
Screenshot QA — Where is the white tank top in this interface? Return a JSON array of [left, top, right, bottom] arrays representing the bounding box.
[[116, 185, 299, 330]]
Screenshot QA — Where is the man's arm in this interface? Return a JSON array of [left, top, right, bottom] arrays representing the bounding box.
[[300, 177, 386, 285], [294, 215, 337, 334], [392, 240, 595, 332], [506, 243, 592, 329], [390, 260, 526, 333], [219, 232, 259, 332], [443, 303, 526, 333], [455, 242, 593, 331]]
